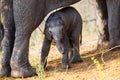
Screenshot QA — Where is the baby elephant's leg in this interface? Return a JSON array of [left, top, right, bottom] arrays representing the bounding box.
[[61, 35, 69, 68], [41, 38, 52, 69], [70, 35, 83, 63]]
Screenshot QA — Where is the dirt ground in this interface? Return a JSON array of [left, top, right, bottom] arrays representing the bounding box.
[[1, 41, 120, 80]]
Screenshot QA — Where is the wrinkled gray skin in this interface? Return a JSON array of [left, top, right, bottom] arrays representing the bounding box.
[[96, 0, 120, 48], [42, 7, 83, 69], [96, 0, 109, 48], [0, 1, 4, 49], [1, 0, 120, 78], [0, 0, 81, 78], [106, 0, 120, 48], [0, 21, 3, 49]]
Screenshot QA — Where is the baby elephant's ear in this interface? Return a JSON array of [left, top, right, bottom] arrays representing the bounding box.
[[44, 28, 52, 40], [59, 19, 64, 25]]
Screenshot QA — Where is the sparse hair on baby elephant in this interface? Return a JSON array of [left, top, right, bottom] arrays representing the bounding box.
[[41, 6, 83, 69]]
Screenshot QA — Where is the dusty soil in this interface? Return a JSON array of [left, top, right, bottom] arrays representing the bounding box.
[[1, 42, 120, 80]]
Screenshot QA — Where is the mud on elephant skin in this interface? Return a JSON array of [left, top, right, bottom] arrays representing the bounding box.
[[0, 0, 81, 78], [96, 0, 120, 48], [41, 6, 83, 69], [96, 0, 109, 49]]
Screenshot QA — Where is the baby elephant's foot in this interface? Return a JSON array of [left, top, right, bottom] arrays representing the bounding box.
[[62, 53, 70, 69], [11, 65, 37, 78], [61, 62, 70, 69], [71, 55, 83, 63]]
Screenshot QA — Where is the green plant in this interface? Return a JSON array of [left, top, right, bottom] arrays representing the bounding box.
[[91, 57, 102, 69], [36, 64, 46, 80], [91, 57, 106, 80]]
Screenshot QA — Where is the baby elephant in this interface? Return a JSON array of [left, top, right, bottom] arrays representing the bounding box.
[[41, 7, 83, 69]]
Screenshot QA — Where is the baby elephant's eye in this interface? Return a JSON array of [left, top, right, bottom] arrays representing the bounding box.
[[48, 30, 52, 34]]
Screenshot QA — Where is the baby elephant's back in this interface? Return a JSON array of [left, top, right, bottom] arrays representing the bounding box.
[[57, 7, 82, 34], [58, 7, 82, 23]]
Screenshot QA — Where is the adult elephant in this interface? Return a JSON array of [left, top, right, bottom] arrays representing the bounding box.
[[0, 1, 4, 49], [0, 0, 81, 78], [0, 21, 3, 49], [96, 0, 109, 47], [106, 0, 120, 48], [96, 0, 120, 48]]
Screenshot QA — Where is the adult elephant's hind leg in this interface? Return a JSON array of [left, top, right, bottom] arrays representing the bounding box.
[[0, 0, 15, 76], [107, 0, 120, 48]]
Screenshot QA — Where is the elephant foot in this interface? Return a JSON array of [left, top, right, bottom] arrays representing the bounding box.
[[11, 65, 37, 78], [96, 41, 109, 51], [61, 62, 70, 69], [0, 66, 11, 77], [62, 58, 69, 69], [109, 40, 120, 49], [70, 55, 83, 63]]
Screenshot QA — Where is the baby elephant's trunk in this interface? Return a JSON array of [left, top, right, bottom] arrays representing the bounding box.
[[56, 40, 64, 54]]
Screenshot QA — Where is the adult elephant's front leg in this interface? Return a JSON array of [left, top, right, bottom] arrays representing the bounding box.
[[10, 32, 36, 77], [106, 0, 120, 48], [10, 0, 44, 77], [0, 0, 15, 76]]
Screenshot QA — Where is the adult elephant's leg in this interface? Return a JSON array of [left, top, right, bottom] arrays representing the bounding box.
[[11, 32, 36, 77], [0, 22, 3, 49], [106, 0, 120, 48], [96, 0, 109, 48], [0, 0, 15, 76], [10, 0, 44, 77]]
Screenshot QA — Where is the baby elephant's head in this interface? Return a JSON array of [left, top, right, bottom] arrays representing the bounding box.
[[45, 15, 65, 53]]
